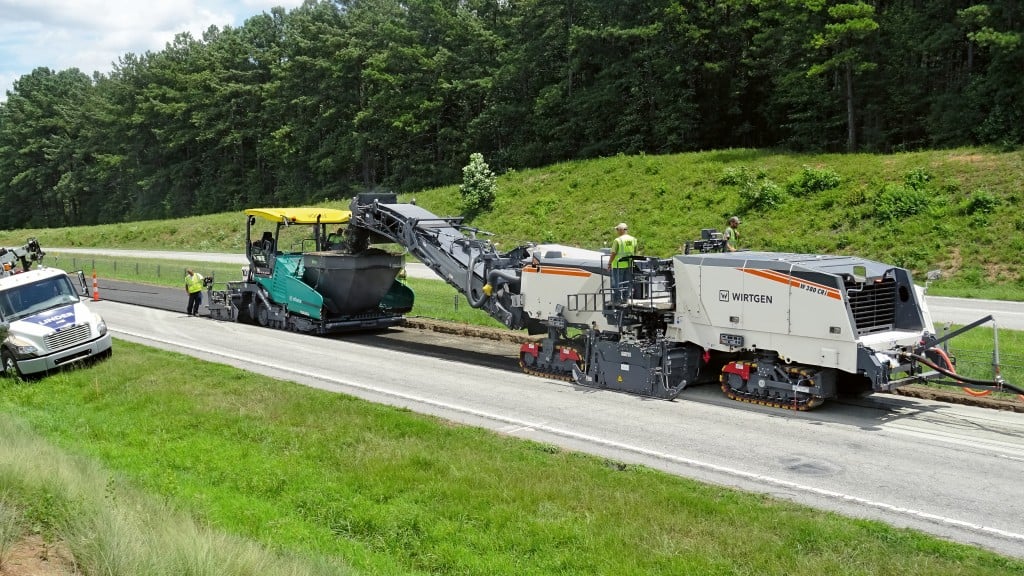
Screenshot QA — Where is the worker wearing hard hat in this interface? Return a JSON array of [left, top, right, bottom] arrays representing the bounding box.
[[608, 222, 638, 304], [724, 216, 741, 252]]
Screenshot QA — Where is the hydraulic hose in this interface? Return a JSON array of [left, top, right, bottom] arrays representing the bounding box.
[[466, 251, 487, 309], [928, 347, 961, 384], [488, 269, 520, 292], [927, 347, 990, 395], [907, 352, 1024, 394]]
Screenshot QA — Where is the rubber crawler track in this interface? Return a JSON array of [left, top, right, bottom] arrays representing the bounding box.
[[518, 358, 575, 382], [718, 375, 825, 411]]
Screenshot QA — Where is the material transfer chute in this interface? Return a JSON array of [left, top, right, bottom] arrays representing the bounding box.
[[343, 193, 539, 333]]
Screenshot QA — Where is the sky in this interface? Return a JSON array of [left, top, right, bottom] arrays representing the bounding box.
[[0, 0, 305, 102]]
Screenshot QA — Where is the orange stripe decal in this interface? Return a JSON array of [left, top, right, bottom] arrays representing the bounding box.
[[523, 267, 592, 278], [740, 268, 842, 300]]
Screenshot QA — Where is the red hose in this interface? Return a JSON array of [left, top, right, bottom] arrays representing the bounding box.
[[930, 347, 993, 397]]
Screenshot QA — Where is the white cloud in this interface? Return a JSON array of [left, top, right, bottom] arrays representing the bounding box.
[[0, 1, 304, 101]]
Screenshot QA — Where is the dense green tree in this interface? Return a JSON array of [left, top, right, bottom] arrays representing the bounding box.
[[0, 68, 95, 228], [958, 1, 1024, 145], [1, 0, 1022, 228], [807, 1, 879, 152], [267, 1, 358, 202]]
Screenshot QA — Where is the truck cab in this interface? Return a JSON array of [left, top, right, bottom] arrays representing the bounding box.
[[0, 267, 112, 377]]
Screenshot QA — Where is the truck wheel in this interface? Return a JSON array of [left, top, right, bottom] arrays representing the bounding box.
[[256, 305, 270, 327], [1, 349, 23, 378]]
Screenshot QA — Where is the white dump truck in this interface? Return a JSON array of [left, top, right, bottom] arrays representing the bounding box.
[[0, 240, 112, 377]]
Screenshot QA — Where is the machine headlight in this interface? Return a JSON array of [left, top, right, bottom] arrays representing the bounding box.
[[96, 315, 108, 336]]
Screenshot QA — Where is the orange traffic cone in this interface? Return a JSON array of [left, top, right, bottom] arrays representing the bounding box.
[[92, 270, 100, 301]]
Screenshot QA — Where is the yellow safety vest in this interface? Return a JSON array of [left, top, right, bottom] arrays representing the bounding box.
[[611, 234, 637, 268], [186, 273, 204, 293]]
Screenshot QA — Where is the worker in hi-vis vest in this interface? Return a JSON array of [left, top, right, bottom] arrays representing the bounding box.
[[607, 222, 637, 304], [185, 268, 205, 316]]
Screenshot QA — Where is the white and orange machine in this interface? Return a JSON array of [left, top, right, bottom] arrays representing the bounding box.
[[345, 194, 1016, 409]]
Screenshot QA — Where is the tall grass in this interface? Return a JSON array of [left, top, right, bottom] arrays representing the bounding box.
[[0, 491, 24, 571], [0, 416, 353, 576], [0, 343, 1021, 575]]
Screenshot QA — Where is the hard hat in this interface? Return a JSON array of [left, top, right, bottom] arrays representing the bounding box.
[[728, 216, 741, 224], [615, 222, 628, 230]]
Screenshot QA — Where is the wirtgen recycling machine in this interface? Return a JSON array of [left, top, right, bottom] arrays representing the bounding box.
[[337, 193, 1019, 409]]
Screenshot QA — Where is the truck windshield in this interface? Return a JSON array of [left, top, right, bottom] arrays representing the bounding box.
[[0, 275, 80, 321]]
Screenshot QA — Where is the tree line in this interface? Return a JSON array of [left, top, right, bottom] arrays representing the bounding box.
[[0, 0, 1020, 229]]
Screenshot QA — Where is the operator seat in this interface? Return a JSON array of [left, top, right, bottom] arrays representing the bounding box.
[[260, 231, 275, 253], [250, 232, 275, 276]]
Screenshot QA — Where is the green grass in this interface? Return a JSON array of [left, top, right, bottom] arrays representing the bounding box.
[[52, 253, 246, 289], [0, 413, 352, 576], [403, 277, 506, 328], [1, 342, 1021, 575], [4, 147, 1023, 300], [1, 149, 1021, 570]]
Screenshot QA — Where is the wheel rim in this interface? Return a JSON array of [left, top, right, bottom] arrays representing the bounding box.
[[3, 353, 16, 375]]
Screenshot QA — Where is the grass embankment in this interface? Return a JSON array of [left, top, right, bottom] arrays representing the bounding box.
[[2, 147, 1022, 299], [1, 343, 1021, 575]]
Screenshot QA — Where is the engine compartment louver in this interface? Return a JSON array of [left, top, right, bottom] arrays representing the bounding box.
[[846, 278, 897, 335]]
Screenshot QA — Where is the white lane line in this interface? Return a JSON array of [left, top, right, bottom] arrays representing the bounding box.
[[114, 327, 1024, 545]]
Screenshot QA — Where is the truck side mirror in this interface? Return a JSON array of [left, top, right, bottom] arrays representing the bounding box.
[[923, 269, 941, 295], [76, 271, 89, 296]]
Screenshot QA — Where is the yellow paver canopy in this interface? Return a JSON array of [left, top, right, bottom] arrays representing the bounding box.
[[244, 207, 351, 225]]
